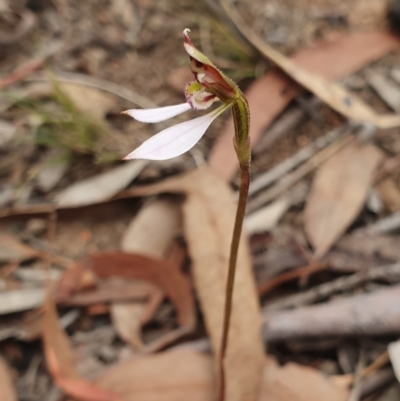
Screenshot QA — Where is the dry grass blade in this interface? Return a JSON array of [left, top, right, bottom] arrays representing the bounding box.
[[304, 140, 383, 258], [0, 356, 17, 401], [128, 166, 264, 401]]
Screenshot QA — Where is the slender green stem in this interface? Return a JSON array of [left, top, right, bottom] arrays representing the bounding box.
[[217, 162, 251, 401]]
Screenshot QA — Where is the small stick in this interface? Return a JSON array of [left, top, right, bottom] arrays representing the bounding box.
[[257, 260, 328, 296], [332, 350, 390, 388], [358, 212, 400, 235], [264, 262, 400, 312], [347, 349, 366, 401]]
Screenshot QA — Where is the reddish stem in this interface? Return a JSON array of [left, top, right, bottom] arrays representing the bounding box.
[[217, 162, 250, 401]]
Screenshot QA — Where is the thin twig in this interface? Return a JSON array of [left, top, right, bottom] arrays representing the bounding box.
[[332, 350, 390, 388], [264, 263, 400, 312], [347, 349, 366, 401], [358, 212, 400, 235], [257, 260, 328, 296]]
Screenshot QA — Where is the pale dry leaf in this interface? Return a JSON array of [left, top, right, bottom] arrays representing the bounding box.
[[129, 166, 264, 401], [365, 70, 400, 113], [245, 196, 290, 235], [110, 302, 145, 349], [304, 140, 383, 258], [121, 198, 181, 258], [96, 349, 347, 401], [388, 340, 400, 384], [245, 183, 308, 234], [209, 31, 400, 181], [36, 156, 69, 192], [0, 232, 39, 262], [0, 356, 17, 401], [60, 83, 115, 121], [220, 0, 400, 128], [0, 288, 44, 315], [55, 160, 148, 208]]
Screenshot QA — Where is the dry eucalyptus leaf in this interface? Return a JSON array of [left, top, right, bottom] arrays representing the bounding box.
[[0, 356, 17, 401], [304, 140, 383, 258], [129, 166, 264, 401], [55, 160, 148, 208], [96, 349, 347, 401]]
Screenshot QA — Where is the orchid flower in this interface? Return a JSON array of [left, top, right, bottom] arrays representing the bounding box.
[[122, 29, 253, 401], [123, 29, 250, 165]]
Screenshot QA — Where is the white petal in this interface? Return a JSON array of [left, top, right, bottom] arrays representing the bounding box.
[[124, 105, 229, 161], [123, 103, 191, 123]]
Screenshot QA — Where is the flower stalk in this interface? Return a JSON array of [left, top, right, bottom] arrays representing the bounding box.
[[218, 94, 251, 401]]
